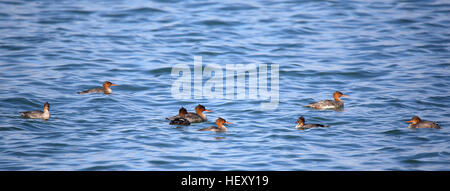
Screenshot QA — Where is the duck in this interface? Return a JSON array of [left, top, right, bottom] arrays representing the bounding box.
[[77, 81, 118, 94], [295, 116, 328, 130], [20, 102, 50, 120], [167, 104, 212, 123], [306, 91, 349, 109], [198, 117, 232, 132], [405, 116, 440, 129], [169, 107, 191, 126]]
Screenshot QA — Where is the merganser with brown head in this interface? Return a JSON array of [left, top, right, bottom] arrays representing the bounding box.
[[167, 104, 212, 123], [405, 116, 440, 129], [296, 116, 328, 130], [169, 107, 191, 126], [77, 81, 118, 94], [198, 117, 232, 132], [20, 102, 50, 120], [306, 91, 349, 109]]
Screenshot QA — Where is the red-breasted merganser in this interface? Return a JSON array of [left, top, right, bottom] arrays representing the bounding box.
[[167, 104, 212, 123], [77, 81, 118, 94], [169, 107, 191, 126], [306, 91, 349, 109], [198, 117, 232, 132], [20, 102, 50, 120], [405, 116, 440, 129], [295, 116, 328, 130]]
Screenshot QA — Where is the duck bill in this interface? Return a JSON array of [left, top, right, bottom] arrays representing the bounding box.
[[204, 110, 212, 112], [341, 94, 349, 97], [405, 120, 413, 123], [224, 121, 233, 124], [111, 84, 118, 86]]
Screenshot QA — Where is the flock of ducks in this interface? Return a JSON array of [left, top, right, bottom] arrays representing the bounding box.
[[166, 105, 232, 132], [300, 91, 440, 130], [19, 81, 441, 130]]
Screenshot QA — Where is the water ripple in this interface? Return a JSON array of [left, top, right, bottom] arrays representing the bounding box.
[[0, 0, 448, 170]]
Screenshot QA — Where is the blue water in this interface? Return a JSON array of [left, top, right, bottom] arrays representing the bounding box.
[[0, 0, 449, 170]]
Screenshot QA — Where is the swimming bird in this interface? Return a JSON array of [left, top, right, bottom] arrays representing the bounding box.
[[167, 104, 212, 123], [20, 102, 50, 120], [169, 107, 191, 126], [295, 116, 328, 130], [77, 81, 118, 94], [306, 91, 349, 110], [198, 117, 232, 132], [405, 116, 440, 129]]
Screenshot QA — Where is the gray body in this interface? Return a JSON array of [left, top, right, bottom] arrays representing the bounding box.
[[20, 110, 50, 120], [306, 100, 343, 109], [167, 112, 206, 123], [198, 126, 227, 132], [296, 124, 328, 130], [409, 121, 440, 129], [77, 87, 111, 94]]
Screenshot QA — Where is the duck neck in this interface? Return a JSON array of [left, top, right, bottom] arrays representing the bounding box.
[[104, 86, 112, 94], [42, 109, 50, 119], [43, 106, 49, 113], [333, 94, 341, 102], [217, 123, 227, 130], [196, 110, 206, 119]]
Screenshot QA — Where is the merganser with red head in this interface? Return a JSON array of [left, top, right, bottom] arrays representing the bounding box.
[[405, 116, 440, 129], [295, 116, 328, 130], [77, 81, 118, 94], [198, 117, 232, 132], [167, 104, 212, 123], [20, 102, 50, 120], [306, 91, 349, 109], [169, 107, 191, 126]]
